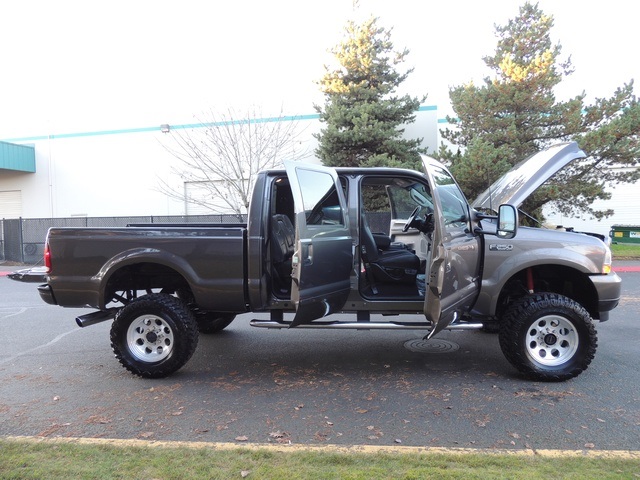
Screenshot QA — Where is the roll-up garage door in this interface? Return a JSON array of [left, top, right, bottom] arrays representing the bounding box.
[[0, 190, 22, 218]]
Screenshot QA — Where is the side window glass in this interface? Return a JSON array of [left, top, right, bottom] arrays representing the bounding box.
[[389, 183, 433, 219], [296, 169, 344, 226], [361, 177, 434, 234], [432, 166, 469, 230]]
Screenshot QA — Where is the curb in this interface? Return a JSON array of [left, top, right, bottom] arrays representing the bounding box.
[[3, 436, 640, 460], [613, 265, 640, 272]]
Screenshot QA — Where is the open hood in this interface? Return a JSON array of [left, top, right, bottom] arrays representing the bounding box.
[[472, 142, 586, 212]]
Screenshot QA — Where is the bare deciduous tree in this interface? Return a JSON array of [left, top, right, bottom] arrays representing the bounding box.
[[159, 106, 310, 217]]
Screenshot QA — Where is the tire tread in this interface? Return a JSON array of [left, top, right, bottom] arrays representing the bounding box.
[[499, 292, 597, 382], [110, 293, 199, 378]]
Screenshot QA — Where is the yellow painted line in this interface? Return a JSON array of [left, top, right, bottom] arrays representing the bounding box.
[[4, 436, 640, 460]]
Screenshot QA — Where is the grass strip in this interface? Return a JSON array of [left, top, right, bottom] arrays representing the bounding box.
[[1, 437, 639, 479], [611, 243, 640, 260]]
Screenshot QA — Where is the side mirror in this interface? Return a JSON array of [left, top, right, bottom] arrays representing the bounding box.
[[497, 204, 517, 239]]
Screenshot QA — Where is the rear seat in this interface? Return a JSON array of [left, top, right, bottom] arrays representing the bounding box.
[[270, 214, 295, 291]]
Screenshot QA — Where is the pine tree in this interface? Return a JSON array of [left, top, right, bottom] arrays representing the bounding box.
[[440, 2, 640, 220], [314, 16, 425, 170]]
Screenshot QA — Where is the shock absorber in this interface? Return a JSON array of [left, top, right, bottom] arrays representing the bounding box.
[[526, 267, 534, 294]]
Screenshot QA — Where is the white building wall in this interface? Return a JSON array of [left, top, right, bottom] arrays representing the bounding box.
[[47, 133, 184, 218], [543, 174, 640, 240], [7, 106, 636, 234], [0, 132, 185, 218], [0, 107, 439, 218]]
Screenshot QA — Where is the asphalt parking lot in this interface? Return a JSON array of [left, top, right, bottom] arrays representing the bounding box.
[[1, 264, 639, 452]]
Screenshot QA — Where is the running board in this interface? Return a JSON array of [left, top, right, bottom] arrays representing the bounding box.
[[249, 319, 484, 331]]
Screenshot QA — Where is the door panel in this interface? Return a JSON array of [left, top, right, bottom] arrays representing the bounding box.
[[422, 156, 481, 338], [389, 220, 429, 259], [284, 162, 353, 326]]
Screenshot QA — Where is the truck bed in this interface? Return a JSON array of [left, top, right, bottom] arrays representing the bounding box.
[[45, 225, 248, 311]]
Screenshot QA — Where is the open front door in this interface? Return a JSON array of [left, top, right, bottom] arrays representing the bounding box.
[[284, 162, 353, 327], [420, 155, 483, 338], [421, 156, 449, 339]]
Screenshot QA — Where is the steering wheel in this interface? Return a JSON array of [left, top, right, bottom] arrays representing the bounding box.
[[402, 206, 422, 232]]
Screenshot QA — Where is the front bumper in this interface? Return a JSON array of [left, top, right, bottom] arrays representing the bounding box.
[[590, 271, 622, 321]]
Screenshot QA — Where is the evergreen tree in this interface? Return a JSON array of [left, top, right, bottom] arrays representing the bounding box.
[[314, 16, 425, 170], [439, 2, 640, 220]]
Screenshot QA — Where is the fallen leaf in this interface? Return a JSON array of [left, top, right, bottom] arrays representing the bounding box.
[[87, 415, 110, 425], [584, 443, 595, 449], [138, 432, 154, 439], [356, 408, 368, 414], [269, 431, 286, 438], [235, 436, 248, 442], [596, 418, 606, 423]]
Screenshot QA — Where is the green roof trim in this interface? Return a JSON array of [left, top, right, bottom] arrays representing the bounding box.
[[0, 141, 35, 173]]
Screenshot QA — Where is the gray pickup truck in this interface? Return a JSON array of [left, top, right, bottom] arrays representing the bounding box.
[[24, 142, 621, 381]]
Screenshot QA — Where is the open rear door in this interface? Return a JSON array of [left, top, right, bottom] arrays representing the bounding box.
[[284, 162, 353, 327]]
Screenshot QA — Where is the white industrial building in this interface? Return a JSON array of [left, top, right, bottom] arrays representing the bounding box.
[[0, 104, 636, 239], [0, 106, 438, 218]]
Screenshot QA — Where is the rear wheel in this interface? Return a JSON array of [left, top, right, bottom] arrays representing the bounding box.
[[110, 293, 199, 378], [499, 293, 597, 381]]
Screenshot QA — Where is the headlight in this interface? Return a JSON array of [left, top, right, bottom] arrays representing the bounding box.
[[603, 246, 612, 274]]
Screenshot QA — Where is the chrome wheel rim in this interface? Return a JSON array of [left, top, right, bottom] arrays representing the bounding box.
[[525, 315, 579, 367], [127, 315, 174, 363]]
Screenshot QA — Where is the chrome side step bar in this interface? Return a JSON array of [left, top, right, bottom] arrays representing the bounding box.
[[249, 319, 484, 331]]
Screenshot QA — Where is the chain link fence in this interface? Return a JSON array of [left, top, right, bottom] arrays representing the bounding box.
[[0, 214, 247, 265]]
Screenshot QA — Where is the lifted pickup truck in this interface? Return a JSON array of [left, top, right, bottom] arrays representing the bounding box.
[[27, 142, 621, 381]]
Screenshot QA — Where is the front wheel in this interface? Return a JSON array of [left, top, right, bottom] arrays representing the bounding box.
[[110, 293, 199, 378], [499, 293, 597, 382]]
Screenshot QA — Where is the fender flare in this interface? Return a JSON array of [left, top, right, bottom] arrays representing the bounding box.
[[477, 248, 596, 316], [94, 248, 197, 308]]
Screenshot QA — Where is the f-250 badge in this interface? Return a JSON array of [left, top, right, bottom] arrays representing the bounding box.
[[489, 244, 513, 251]]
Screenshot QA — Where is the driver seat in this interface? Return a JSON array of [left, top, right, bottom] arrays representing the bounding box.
[[360, 215, 420, 284]]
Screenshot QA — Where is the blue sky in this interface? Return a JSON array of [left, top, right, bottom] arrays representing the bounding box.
[[1, 0, 638, 138]]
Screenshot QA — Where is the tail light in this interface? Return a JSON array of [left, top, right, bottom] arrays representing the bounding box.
[[44, 242, 51, 271]]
